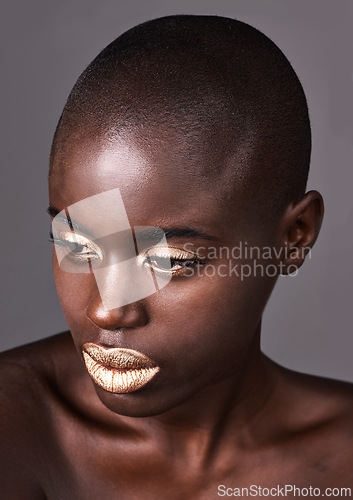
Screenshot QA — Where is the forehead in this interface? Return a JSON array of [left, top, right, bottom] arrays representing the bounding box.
[[49, 127, 258, 240]]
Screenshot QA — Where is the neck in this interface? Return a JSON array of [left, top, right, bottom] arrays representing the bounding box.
[[129, 323, 279, 466], [75, 322, 280, 466]]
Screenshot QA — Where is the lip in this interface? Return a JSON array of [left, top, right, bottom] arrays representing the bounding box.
[[82, 343, 159, 393]]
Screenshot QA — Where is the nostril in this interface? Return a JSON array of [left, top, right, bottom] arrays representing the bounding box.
[[86, 296, 149, 330]]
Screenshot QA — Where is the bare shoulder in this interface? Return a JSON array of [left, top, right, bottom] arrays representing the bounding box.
[[0, 332, 75, 498], [279, 363, 353, 420], [0, 332, 78, 423], [0, 332, 76, 401], [273, 360, 353, 478]]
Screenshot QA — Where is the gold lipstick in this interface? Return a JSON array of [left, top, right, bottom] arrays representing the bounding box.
[[82, 343, 159, 393]]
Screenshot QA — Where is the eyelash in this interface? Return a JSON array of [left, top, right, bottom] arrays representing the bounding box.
[[49, 231, 205, 275], [139, 248, 205, 276], [49, 230, 103, 262]]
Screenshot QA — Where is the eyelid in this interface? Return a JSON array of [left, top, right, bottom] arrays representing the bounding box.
[[54, 231, 104, 260], [136, 245, 200, 264], [136, 246, 206, 278]]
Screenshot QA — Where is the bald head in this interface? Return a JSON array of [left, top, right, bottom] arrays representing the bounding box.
[[51, 15, 311, 219]]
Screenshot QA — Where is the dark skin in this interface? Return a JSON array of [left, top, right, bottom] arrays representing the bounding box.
[[1, 126, 353, 499]]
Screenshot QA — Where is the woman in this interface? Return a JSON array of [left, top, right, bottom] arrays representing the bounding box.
[[1, 15, 353, 499]]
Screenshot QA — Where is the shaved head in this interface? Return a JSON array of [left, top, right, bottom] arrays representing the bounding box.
[[50, 15, 311, 219]]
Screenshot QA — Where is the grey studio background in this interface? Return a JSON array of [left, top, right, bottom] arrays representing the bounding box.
[[1, 0, 352, 381]]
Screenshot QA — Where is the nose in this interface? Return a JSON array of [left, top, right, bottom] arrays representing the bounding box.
[[85, 256, 153, 330], [86, 292, 149, 330]]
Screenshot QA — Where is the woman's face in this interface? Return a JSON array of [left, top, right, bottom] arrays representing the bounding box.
[[49, 128, 280, 417]]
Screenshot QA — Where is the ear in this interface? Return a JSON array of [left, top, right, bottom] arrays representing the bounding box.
[[279, 190, 324, 275]]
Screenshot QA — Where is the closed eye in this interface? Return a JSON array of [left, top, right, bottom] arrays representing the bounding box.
[[49, 230, 103, 263], [137, 246, 205, 276]]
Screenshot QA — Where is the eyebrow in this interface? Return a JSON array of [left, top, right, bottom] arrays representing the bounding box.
[[135, 226, 217, 242], [47, 206, 218, 242], [46, 206, 87, 233], [47, 206, 60, 218]]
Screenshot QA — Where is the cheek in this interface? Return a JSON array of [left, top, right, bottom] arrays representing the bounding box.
[[148, 271, 276, 378]]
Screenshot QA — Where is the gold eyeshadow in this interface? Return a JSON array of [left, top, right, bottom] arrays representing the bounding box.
[[53, 231, 104, 262], [137, 246, 204, 275], [52, 229, 204, 276]]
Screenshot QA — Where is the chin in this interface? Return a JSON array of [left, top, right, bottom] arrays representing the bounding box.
[[94, 384, 167, 418], [94, 382, 197, 418]]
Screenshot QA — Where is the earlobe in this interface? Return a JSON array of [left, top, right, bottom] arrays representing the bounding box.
[[280, 190, 324, 275]]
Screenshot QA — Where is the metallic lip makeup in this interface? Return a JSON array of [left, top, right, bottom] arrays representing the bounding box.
[[82, 343, 159, 394]]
